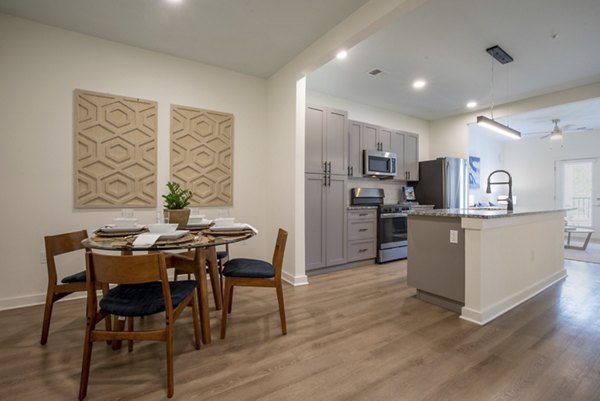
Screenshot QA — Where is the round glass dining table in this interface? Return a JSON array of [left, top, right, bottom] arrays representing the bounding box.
[[82, 229, 255, 344]]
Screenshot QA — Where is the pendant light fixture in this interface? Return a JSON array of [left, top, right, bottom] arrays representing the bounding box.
[[476, 45, 521, 140]]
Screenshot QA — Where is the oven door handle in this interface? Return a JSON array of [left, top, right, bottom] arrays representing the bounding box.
[[380, 213, 408, 218]]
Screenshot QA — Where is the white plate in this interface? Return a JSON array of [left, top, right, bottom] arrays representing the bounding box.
[[187, 219, 213, 227], [98, 224, 145, 233], [158, 230, 189, 240], [210, 223, 247, 231]]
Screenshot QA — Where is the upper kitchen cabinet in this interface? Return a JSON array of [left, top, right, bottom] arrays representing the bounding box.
[[348, 119, 419, 180], [362, 123, 391, 152], [391, 131, 419, 181], [404, 133, 419, 181], [305, 105, 348, 176]]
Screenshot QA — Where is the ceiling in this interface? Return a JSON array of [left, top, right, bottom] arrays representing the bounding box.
[[0, 0, 370, 79], [1, 0, 599, 135]]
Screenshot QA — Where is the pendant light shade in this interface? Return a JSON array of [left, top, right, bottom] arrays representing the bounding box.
[[476, 45, 521, 140], [477, 116, 521, 139]]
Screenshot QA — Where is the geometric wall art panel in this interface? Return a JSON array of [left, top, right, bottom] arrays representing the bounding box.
[[170, 105, 233, 206], [74, 89, 157, 208]]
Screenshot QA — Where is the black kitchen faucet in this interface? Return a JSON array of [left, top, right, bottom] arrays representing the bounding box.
[[486, 170, 514, 212]]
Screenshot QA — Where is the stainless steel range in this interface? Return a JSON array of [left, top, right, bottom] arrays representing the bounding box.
[[377, 203, 409, 263], [350, 188, 409, 263]]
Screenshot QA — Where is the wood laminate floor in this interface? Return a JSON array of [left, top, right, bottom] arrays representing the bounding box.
[[1, 259, 600, 401]]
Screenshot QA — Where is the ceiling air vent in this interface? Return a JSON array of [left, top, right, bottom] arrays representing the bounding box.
[[368, 68, 385, 77]]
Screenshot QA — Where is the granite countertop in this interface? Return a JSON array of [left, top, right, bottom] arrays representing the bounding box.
[[407, 207, 568, 219]]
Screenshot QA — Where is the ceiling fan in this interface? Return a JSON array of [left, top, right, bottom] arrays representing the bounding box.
[[537, 119, 591, 140]]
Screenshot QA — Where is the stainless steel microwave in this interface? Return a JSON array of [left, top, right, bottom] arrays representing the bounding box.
[[363, 150, 397, 177]]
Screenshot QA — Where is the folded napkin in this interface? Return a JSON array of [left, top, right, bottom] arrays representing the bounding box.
[[133, 233, 161, 247], [242, 223, 259, 234]]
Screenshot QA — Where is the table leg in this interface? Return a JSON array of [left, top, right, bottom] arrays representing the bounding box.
[[206, 246, 222, 310], [194, 247, 211, 344], [582, 232, 593, 250]]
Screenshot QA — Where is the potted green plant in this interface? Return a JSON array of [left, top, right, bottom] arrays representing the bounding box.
[[162, 181, 193, 229]]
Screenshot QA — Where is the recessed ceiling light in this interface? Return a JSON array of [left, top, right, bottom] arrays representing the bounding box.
[[336, 50, 348, 60], [467, 101, 478, 108], [166, 0, 183, 4], [412, 80, 426, 89]]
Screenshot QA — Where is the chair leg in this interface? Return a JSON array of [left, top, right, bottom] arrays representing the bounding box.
[[220, 280, 232, 339], [276, 283, 287, 335], [227, 285, 234, 314], [40, 289, 56, 345], [78, 325, 94, 400], [190, 293, 201, 350], [127, 317, 134, 352], [166, 326, 174, 398]]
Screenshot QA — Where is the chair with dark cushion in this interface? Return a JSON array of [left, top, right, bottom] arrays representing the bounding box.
[[41, 229, 99, 345], [78, 252, 201, 400], [220, 229, 288, 339]]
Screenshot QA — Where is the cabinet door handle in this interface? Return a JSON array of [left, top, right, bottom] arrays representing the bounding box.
[[323, 162, 327, 173], [358, 213, 368, 216], [351, 166, 354, 176], [359, 228, 368, 232], [358, 248, 368, 253], [347, 166, 350, 176]]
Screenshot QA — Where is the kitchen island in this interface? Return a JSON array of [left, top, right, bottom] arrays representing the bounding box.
[[407, 208, 567, 325]]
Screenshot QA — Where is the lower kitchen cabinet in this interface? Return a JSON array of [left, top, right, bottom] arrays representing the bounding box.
[[305, 173, 347, 271], [346, 209, 377, 262]]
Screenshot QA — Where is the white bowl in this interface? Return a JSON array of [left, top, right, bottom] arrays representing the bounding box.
[[187, 215, 207, 225], [214, 217, 234, 227], [114, 217, 138, 227], [147, 223, 178, 233]]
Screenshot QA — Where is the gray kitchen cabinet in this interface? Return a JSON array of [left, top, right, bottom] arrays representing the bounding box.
[[347, 120, 361, 177], [404, 133, 419, 180], [362, 123, 390, 152], [305, 105, 348, 176], [305, 173, 347, 270], [391, 131, 419, 181], [346, 209, 377, 262]]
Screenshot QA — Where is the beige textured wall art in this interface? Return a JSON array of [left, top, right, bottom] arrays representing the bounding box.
[[170, 105, 233, 206], [74, 89, 157, 208]]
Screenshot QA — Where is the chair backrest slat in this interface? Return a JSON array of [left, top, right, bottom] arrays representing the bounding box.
[[88, 253, 164, 285], [272, 229, 288, 281], [44, 229, 87, 259]]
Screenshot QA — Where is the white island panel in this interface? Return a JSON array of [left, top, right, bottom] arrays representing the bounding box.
[[460, 211, 566, 325]]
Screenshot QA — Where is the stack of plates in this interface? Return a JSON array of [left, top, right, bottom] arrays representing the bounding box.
[[95, 224, 147, 237]]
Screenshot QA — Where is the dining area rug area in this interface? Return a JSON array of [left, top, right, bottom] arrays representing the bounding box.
[[564, 239, 600, 265]]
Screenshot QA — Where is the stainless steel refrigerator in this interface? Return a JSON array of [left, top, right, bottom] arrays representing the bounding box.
[[413, 157, 469, 209]]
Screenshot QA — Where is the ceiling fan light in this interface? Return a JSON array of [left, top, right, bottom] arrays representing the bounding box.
[[550, 132, 562, 140], [477, 115, 521, 139]]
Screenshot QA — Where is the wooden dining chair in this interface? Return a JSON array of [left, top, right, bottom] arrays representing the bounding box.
[[78, 252, 201, 400], [220, 229, 288, 339], [41, 229, 92, 345]]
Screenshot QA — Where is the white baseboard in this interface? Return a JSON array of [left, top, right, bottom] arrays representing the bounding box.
[[0, 292, 86, 312], [282, 271, 309, 286], [460, 269, 567, 325]]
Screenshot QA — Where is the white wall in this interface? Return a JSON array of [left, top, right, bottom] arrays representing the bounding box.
[[0, 14, 271, 309], [503, 130, 600, 212], [468, 127, 506, 206]]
